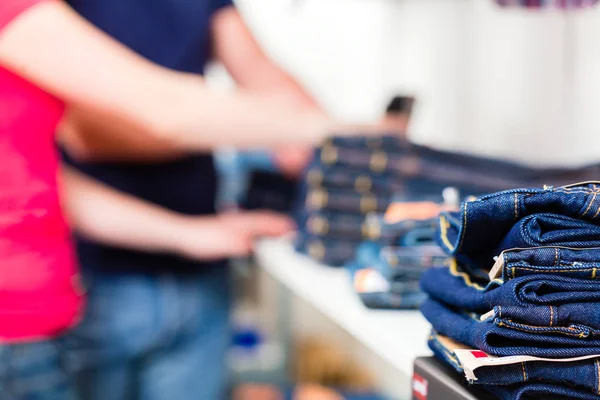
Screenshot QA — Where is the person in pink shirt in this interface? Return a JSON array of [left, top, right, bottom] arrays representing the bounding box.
[[0, 1, 394, 397]]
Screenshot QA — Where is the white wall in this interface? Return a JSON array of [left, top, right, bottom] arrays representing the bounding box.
[[233, 0, 600, 167]]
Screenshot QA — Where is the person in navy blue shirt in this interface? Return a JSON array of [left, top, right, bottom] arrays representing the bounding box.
[[61, 1, 323, 399]]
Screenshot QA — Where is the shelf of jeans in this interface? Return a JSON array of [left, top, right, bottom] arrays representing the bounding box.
[[254, 238, 432, 377]]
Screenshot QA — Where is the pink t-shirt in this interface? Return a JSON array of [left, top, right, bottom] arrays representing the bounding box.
[[0, 0, 83, 341]]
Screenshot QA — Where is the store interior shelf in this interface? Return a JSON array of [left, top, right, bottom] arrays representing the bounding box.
[[254, 238, 432, 377]]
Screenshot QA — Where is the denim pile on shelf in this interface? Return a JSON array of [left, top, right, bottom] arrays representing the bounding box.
[[294, 135, 600, 269], [421, 182, 600, 400], [345, 211, 449, 310]]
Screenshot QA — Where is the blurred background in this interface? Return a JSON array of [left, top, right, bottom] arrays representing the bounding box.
[[205, 2, 600, 399]]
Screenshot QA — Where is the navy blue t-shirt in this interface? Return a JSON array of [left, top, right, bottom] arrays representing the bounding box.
[[66, 0, 233, 273]]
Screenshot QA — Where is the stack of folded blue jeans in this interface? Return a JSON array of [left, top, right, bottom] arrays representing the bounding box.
[[421, 182, 600, 399], [294, 135, 600, 267], [345, 215, 449, 309]]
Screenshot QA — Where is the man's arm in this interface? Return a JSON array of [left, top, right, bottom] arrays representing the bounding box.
[[61, 166, 293, 260], [211, 6, 319, 175]]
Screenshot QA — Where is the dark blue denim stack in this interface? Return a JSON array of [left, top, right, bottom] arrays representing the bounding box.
[[421, 182, 600, 399]]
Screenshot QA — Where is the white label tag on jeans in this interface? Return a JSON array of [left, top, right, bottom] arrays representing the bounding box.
[[488, 253, 505, 281], [455, 349, 600, 381]]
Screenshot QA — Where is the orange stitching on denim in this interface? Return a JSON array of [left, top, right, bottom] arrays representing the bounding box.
[[513, 193, 518, 220], [593, 203, 600, 220], [582, 192, 598, 217], [449, 259, 485, 290], [521, 363, 527, 383], [512, 267, 516, 279], [510, 266, 596, 273], [554, 248, 559, 266], [498, 320, 587, 337], [594, 268, 598, 279], [549, 306, 554, 326], [439, 216, 454, 251]]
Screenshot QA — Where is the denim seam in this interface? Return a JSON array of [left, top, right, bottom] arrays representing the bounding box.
[[593, 203, 600, 220], [596, 359, 600, 395], [521, 362, 527, 383], [550, 306, 554, 327], [439, 216, 454, 252], [581, 192, 598, 217], [512, 266, 600, 274], [513, 193, 518, 220], [496, 319, 590, 338], [457, 202, 468, 253], [449, 261, 486, 290], [554, 248, 559, 266]]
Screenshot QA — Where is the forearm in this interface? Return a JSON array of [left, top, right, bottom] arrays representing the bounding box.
[[59, 108, 186, 163], [62, 166, 197, 255], [0, 2, 332, 151]]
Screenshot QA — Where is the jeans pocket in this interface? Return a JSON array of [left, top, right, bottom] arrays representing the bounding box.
[[494, 318, 596, 339]]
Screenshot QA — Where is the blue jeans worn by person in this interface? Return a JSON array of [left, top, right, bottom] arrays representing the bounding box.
[[428, 330, 600, 395], [64, 267, 230, 400], [421, 264, 600, 336], [420, 298, 600, 357], [438, 182, 600, 270], [0, 340, 75, 400]]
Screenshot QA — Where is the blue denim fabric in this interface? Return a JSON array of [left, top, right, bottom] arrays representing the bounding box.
[[315, 144, 592, 194], [438, 183, 600, 270], [500, 246, 600, 282], [421, 265, 600, 336], [304, 188, 391, 214], [485, 383, 600, 400], [428, 330, 600, 393], [346, 262, 426, 309], [497, 213, 600, 252], [295, 235, 360, 266], [380, 246, 447, 271], [305, 166, 405, 194], [421, 298, 600, 357], [0, 340, 75, 400], [298, 211, 378, 242], [353, 242, 432, 281], [64, 268, 231, 400]]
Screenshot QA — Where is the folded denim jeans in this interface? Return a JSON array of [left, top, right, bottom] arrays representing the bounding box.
[[428, 330, 600, 394], [305, 166, 405, 194], [304, 188, 391, 214], [485, 383, 600, 400], [439, 183, 600, 269], [298, 212, 374, 242], [347, 262, 426, 309], [421, 265, 600, 335], [378, 246, 446, 280], [295, 235, 360, 266], [500, 246, 600, 282], [421, 298, 600, 357], [497, 213, 600, 252], [353, 242, 432, 282]]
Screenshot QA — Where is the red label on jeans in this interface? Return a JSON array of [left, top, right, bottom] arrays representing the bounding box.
[[412, 372, 428, 400], [471, 350, 488, 359]]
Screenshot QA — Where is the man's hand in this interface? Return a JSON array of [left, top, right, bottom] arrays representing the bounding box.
[[176, 211, 295, 261]]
